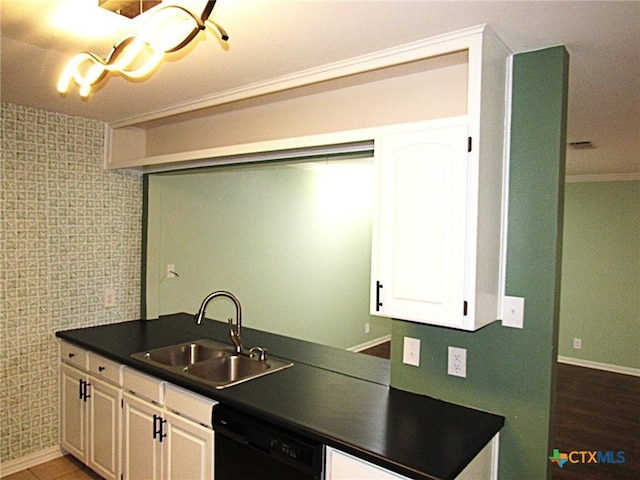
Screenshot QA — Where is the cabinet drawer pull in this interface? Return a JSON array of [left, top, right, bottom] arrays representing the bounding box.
[[68, 353, 75, 358], [98, 366, 106, 372]]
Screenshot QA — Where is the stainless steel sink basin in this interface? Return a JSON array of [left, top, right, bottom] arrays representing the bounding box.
[[131, 339, 233, 367], [183, 354, 292, 388], [130, 339, 293, 388]]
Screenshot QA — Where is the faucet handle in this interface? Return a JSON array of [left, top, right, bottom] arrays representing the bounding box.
[[249, 346, 268, 362]]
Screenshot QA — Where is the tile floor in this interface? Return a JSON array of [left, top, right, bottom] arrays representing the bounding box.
[[1, 456, 101, 480]]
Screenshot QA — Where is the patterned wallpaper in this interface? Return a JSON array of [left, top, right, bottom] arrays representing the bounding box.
[[0, 103, 143, 462]]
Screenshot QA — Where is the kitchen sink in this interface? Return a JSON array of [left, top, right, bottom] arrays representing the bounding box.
[[130, 339, 292, 388], [130, 339, 233, 367], [183, 354, 292, 388]]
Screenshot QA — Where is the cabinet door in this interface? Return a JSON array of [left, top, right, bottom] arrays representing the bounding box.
[[60, 364, 87, 461], [372, 121, 470, 328], [87, 376, 121, 480], [123, 393, 163, 480], [326, 448, 409, 480], [163, 410, 214, 480]]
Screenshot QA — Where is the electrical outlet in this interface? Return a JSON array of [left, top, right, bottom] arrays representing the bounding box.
[[573, 338, 582, 349], [403, 337, 420, 367], [104, 288, 116, 308], [448, 346, 467, 378], [365, 322, 370, 334]]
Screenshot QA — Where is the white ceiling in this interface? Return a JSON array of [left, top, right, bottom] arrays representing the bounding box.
[[1, 0, 639, 177]]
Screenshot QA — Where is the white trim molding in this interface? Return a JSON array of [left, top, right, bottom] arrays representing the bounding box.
[[348, 335, 392, 353], [0, 446, 65, 476], [558, 356, 640, 377], [566, 173, 640, 183]]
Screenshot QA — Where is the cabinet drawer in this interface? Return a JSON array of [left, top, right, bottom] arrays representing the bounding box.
[[123, 367, 164, 404], [165, 383, 216, 428], [60, 341, 88, 370], [88, 352, 123, 386]]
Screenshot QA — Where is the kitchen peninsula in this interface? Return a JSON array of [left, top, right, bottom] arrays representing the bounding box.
[[57, 313, 504, 480]]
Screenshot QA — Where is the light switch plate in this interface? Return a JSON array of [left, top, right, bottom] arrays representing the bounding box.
[[403, 337, 420, 367], [501, 296, 525, 328]]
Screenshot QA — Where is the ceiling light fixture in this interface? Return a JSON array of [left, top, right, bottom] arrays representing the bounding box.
[[57, 0, 228, 98]]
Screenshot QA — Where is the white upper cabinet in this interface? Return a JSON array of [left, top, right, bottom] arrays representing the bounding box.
[[371, 119, 473, 328], [370, 26, 510, 330]]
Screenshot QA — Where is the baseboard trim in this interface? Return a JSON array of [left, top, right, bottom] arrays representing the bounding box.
[[0, 446, 65, 476], [558, 356, 640, 377], [348, 335, 392, 353]]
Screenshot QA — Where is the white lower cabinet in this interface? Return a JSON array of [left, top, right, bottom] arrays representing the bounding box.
[[121, 368, 215, 480], [59, 348, 122, 480], [326, 434, 498, 480], [163, 409, 215, 480], [60, 342, 215, 480], [87, 376, 122, 479], [60, 363, 87, 461], [326, 448, 410, 480], [122, 392, 163, 479]]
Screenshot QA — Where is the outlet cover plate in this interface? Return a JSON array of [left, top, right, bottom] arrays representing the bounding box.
[[501, 296, 525, 328], [448, 346, 467, 378], [403, 337, 420, 367]]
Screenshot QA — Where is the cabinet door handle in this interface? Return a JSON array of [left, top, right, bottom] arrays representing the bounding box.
[[83, 381, 91, 402], [153, 414, 167, 442], [376, 281, 383, 311], [153, 414, 159, 439], [159, 417, 167, 443], [68, 353, 75, 358], [78, 379, 84, 400]]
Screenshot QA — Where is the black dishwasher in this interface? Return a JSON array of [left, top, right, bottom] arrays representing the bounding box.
[[213, 404, 324, 480]]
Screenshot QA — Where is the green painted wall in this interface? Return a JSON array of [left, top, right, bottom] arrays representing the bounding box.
[[390, 47, 568, 480], [146, 160, 391, 348], [559, 180, 640, 370]]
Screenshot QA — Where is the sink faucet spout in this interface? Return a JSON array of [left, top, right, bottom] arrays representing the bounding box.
[[195, 291, 243, 354]]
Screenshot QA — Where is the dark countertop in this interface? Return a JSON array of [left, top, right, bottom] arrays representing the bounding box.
[[56, 313, 504, 480]]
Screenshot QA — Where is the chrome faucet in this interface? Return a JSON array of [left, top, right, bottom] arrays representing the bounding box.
[[194, 291, 243, 354]]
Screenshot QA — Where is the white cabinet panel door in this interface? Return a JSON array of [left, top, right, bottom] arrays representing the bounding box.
[[87, 376, 121, 480], [60, 364, 86, 461], [326, 448, 409, 480], [123, 393, 163, 480], [372, 120, 470, 328], [163, 410, 214, 480]]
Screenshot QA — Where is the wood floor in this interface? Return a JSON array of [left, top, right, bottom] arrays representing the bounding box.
[[360, 340, 391, 359], [552, 363, 639, 479]]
